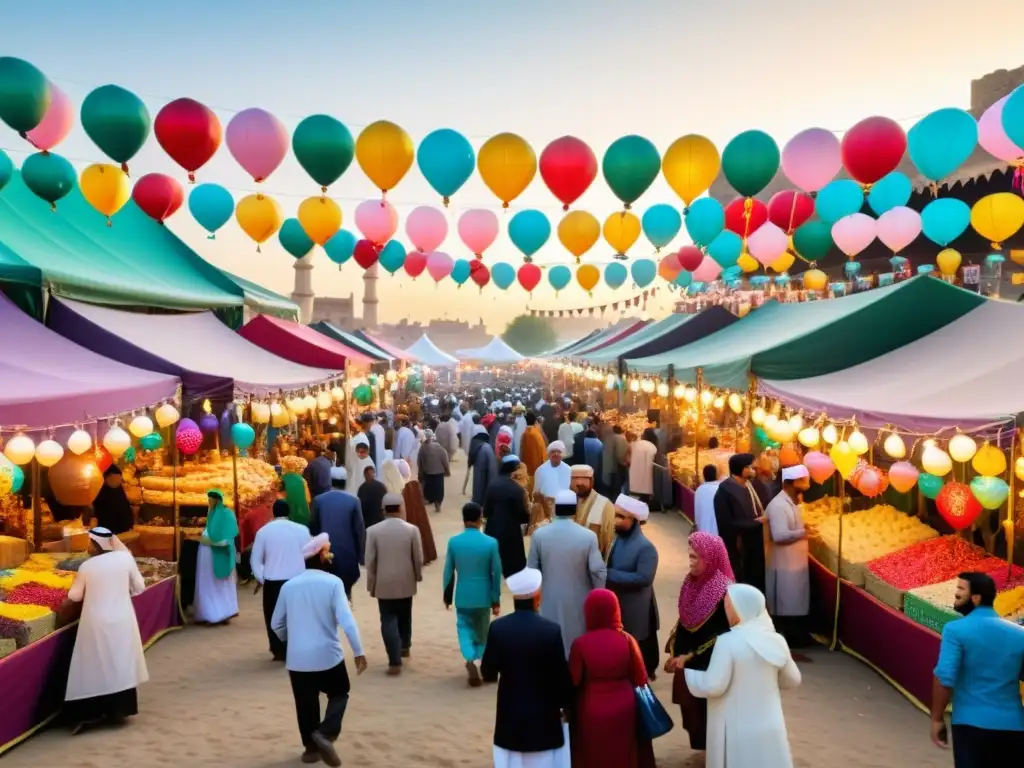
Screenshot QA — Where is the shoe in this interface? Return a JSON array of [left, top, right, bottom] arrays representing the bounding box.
[[401, 648, 410, 658], [302, 748, 322, 763], [466, 661, 482, 687], [387, 665, 402, 676], [311, 732, 341, 767]]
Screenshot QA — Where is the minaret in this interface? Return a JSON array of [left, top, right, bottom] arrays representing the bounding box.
[[362, 263, 379, 329], [291, 253, 315, 324]]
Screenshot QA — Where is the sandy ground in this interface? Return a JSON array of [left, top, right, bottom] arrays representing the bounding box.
[[6, 463, 953, 768]]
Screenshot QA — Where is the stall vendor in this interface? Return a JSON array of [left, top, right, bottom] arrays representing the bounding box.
[[92, 465, 135, 535]]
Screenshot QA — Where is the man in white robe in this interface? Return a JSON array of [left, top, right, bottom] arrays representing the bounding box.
[[556, 413, 576, 461], [394, 418, 419, 475], [765, 465, 811, 645], [460, 407, 478, 456], [694, 464, 722, 535], [370, 413, 387, 475], [512, 404, 527, 456], [529, 442, 571, 532], [346, 433, 375, 498]]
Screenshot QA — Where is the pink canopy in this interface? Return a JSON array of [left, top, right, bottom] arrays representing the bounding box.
[[239, 315, 375, 369]]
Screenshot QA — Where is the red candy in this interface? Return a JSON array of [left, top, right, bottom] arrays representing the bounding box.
[[867, 536, 1007, 590], [4, 583, 69, 611]]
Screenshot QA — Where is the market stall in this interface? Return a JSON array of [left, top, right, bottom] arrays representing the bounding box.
[[311, 321, 395, 363], [403, 334, 459, 367], [356, 330, 413, 362], [564, 319, 649, 359], [580, 307, 738, 367], [239, 314, 375, 369], [456, 336, 525, 364]]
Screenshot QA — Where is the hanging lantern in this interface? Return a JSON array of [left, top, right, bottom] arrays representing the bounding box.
[[67, 429, 93, 456], [700, 390, 713, 407], [271, 402, 291, 428], [763, 413, 778, 432], [629, 378, 640, 393], [317, 390, 333, 410], [821, 423, 838, 445], [641, 379, 656, 394], [847, 429, 869, 456], [798, 426, 820, 448], [770, 420, 794, 444], [888, 461, 919, 493], [102, 426, 131, 458], [1015, 456, 1024, 482], [656, 382, 669, 398], [251, 402, 271, 424], [713, 395, 725, 409], [128, 415, 153, 438], [883, 431, 906, 459], [803, 451, 836, 484], [3, 434, 36, 466], [35, 439, 64, 468], [970, 476, 1010, 511], [728, 393, 743, 414], [175, 418, 203, 455], [830, 441, 858, 479], [48, 454, 104, 507], [751, 406, 766, 425], [155, 402, 180, 428], [684, 387, 697, 403], [788, 413, 804, 433], [672, 384, 684, 400], [921, 441, 953, 477], [948, 433, 978, 464], [139, 432, 164, 451], [331, 385, 345, 401], [971, 441, 1006, 477]]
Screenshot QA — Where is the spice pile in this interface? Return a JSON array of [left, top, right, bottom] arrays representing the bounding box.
[[865, 536, 1008, 591]]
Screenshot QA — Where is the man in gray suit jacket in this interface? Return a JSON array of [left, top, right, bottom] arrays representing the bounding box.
[[527, 489, 606, 656]]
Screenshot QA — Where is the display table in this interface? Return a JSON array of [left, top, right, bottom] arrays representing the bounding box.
[[673, 480, 695, 524], [0, 576, 182, 755]]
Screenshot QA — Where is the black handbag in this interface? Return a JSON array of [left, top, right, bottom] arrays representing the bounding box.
[[634, 683, 674, 740]]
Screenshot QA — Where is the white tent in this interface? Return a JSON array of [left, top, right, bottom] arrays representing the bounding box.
[[403, 334, 459, 367], [456, 335, 525, 364]]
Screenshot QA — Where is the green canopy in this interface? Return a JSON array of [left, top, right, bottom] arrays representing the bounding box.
[[626, 277, 986, 389], [0, 239, 43, 318], [222, 270, 298, 320], [579, 315, 688, 365]]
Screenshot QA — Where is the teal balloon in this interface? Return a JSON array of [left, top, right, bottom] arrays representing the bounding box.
[[867, 172, 911, 215], [379, 240, 406, 274], [81, 85, 151, 166], [139, 432, 164, 452], [279, 218, 315, 259], [843, 261, 861, 278], [684, 198, 725, 247], [908, 108, 978, 182], [917, 264, 935, 274], [690, 282, 707, 294], [985, 252, 1006, 264], [970, 476, 1009, 510], [722, 266, 743, 281], [792, 220, 834, 262], [641, 204, 682, 249], [188, 183, 234, 237], [1000, 84, 1024, 151], [631, 259, 657, 288], [604, 262, 628, 289], [673, 270, 692, 288], [890, 255, 908, 268], [21, 152, 75, 208], [417, 128, 474, 201], [815, 180, 863, 223], [10, 463, 24, 494], [292, 115, 355, 189], [749, 275, 770, 288], [774, 274, 791, 285], [921, 198, 971, 246], [707, 230, 742, 268], [450, 258, 472, 286], [354, 385, 373, 406], [602, 135, 661, 207], [0, 57, 50, 133], [918, 473, 944, 500], [123, 446, 137, 464], [491, 262, 516, 290], [548, 264, 572, 291], [753, 425, 780, 449], [324, 229, 357, 265], [0, 149, 11, 193], [720, 130, 780, 198], [231, 423, 256, 451], [508, 209, 551, 258]]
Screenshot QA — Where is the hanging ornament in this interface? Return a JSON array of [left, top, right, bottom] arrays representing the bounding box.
[[936, 482, 982, 531], [102, 425, 131, 458], [830, 441, 858, 479], [67, 429, 92, 456], [888, 461, 919, 494], [821, 423, 838, 445], [948, 433, 978, 463], [847, 429, 869, 456], [35, 439, 64, 468], [129, 415, 154, 439], [155, 402, 180, 428], [727, 393, 743, 414], [798, 427, 820, 449], [970, 476, 1010, 511], [4, 433, 36, 465], [751, 406, 766, 426], [921, 441, 953, 477], [971, 441, 1007, 477], [883, 432, 906, 459], [803, 451, 836, 484], [175, 419, 203, 455]]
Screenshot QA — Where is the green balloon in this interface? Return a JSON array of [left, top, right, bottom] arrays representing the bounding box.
[[969, 476, 1009, 510], [139, 432, 164, 452], [0, 149, 12, 193], [0, 57, 50, 134], [354, 384, 374, 406], [21, 152, 75, 208], [918, 473, 944, 500], [279, 218, 315, 259], [792, 220, 834, 263], [81, 85, 151, 166], [122, 446, 137, 464], [293, 115, 355, 189], [602, 135, 661, 207], [721, 130, 780, 198]]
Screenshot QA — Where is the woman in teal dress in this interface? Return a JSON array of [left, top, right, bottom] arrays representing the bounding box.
[[193, 490, 239, 624]]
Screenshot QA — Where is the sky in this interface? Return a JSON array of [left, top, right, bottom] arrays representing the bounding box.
[[1, 0, 1023, 332]]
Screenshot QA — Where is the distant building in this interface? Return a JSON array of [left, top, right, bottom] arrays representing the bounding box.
[[375, 318, 490, 354], [310, 295, 357, 329]]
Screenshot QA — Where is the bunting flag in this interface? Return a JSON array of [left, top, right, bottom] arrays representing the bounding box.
[[528, 287, 658, 318]]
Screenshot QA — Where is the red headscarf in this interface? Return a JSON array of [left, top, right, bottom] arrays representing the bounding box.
[[585, 588, 623, 632], [481, 413, 496, 429], [678, 532, 735, 631]]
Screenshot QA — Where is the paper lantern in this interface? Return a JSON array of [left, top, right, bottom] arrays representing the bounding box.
[[971, 441, 1006, 477], [270, 402, 290, 428], [779, 446, 801, 468], [251, 402, 271, 424], [883, 432, 906, 459], [936, 482, 982, 531], [48, 454, 104, 507], [1016, 456, 1024, 482], [175, 418, 203, 455], [231, 423, 256, 451], [35, 439, 64, 468], [3, 434, 35, 466], [317, 390, 333, 410], [788, 414, 804, 433], [629, 379, 640, 393], [728, 393, 743, 414], [919, 473, 944, 500], [139, 432, 163, 452], [847, 429, 869, 456], [672, 385, 684, 399], [67, 429, 92, 456], [970, 476, 1009, 511], [751, 406, 766, 425], [852, 463, 888, 498], [763, 413, 778, 432], [830, 441, 858, 479], [129, 415, 154, 439], [657, 382, 670, 398], [155, 403, 180, 428], [712, 395, 724, 409], [199, 413, 219, 435], [948, 433, 978, 463], [803, 451, 836, 484], [921, 442, 952, 477], [888, 461, 919, 493], [797, 426, 820, 448], [821, 423, 838, 445], [803, 268, 827, 291], [102, 426, 131, 458], [769, 420, 794, 444], [303, 394, 318, 412], [331, 386, 345, 402]]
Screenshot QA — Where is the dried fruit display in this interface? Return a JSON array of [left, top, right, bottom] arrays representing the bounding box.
[[865, 536, 1008, 591], [812, 505, 938, 565]]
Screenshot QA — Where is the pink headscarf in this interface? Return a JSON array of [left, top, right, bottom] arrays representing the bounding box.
[[395, 459, 411, 480], [678, 532, 735, 631]]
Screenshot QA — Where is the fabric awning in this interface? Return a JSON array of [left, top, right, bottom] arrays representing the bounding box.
[[541, 329, 602, 358], [355, 330, 412, 362], [403, 334, 459, 367], [456, 336, 525, 364], [239, 315, 375, 369], [222, 271, 298, 320], [311, 321, 393, 362], [580, 308, 738, 366], [548, 322, 636, 359], [0, 239, 43, 318], [570, 320, 649, 357]]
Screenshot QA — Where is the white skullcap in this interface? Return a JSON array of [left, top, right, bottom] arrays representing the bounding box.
[[505, 567, 543, 597], [352, 433, 369, 448], [555, 489, 578, 507], [782, 465, 809, 481], [571, 465, 594, 478], [615, 494, 650, 522], [383, 492, 404, 508], [302, 533, 331, 559], [547, 440, 566, 454], [330, 466, 347, 481]]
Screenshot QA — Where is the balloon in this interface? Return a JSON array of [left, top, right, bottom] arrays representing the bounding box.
[[491, 262, 516, 290], [721, 130, 780, 198], [972, 441, 1007, 477], [548, 264, 572, 292], [292, 114, 354, 190], [936, 482, 982, 532], [936, 248, 961, 276], [139, 432, 163, 452], [662, 135, 720, 207], [658, 252, 682, 282], [188, 183, 234, 237], [1001, 84, 1024, 150], [80, 85, 150, 172], [404, 249, 427, 278], [322, 229, 355, 266], [970, 476, 1010, 511], [356, 120, 414, 193], [815, 179, 864, 224], [20, 151, 74, 210], [684, 198, 725, 247], [771, 251, 795, 273], [235, 194, 283, 251], [77, 164, 129, 223], [154, 98, 222, 182], [458, 208, 500, 256], [724, 197, 768, 238], [508, 209, 551, 260], [641, 204, 682, 250], [0, 150, 11, 193], [631, 259, 657, 288], [831, 213, 877, 258], [792, 220, 834, 263], [558, 210, 600, 262], [602, 135, 660, 208], [908, 108, 978, 183], [867, 171, 911, 215], [674, 270, 693, 289], [470, 260, 490, 289], [707, 230, 742, 269], [603, 211, 641, 256], [803, 451, 836, 484], [978, 96, 1024, 163], [888, 461, 919, 494], [48, 454, 103, 507], [767, 190, 814, 234], [279, 218, 315, 259], [604, 262, 628, 289], [802, 268, 827, 291], [747, 222, 789, 266], [518, 263, 542, 293], [921, 198, 971, 246], [450, 258, 472, 286], [378, 240, 406, 274], [918, 473, 944, 500], [689, 282, 707, 294], [677, 245, 704, 272], [226, 108, 288, 183], [830, 442, 858, 479], [576, 263, 600, 294], [25, 82, 72, 151], [417, 128, 474, 204], [841, 116, 906, 186], [406, 206, 448, 253], [781, 128, 842, 193], [354, 199, 398, 245], [426, 251, 454, 282], [131, 173, 184, 224], [736, 253, 759, 273], [692, 256, 723, 282], [478, 132, 536, 207], [0, 57, 50, 133], [876, 206, 922, 253], [231, 423, 256, 451], [353, 239, 382, 269], [971, 192, 1024, 248], [298, 196, 342, 246], [539, 136, 597, 210]]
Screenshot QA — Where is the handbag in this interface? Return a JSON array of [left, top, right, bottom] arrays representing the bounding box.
[[634, 683, 674, 740]]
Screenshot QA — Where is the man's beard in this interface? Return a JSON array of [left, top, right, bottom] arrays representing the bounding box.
[[954, 600, 975, 617], [575, 487, 592, 499]]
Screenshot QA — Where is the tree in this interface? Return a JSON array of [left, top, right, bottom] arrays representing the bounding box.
[[502, 314, 557, 357]]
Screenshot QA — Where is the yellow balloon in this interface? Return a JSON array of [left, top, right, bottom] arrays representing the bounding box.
[[970, 192, 1024, 248], [771, 251, 795, 273], [830, 441, 858, 480], [936, 248, 961, 276], [235, 194, 283, 251], [662, 135, 720, 207], [477, 133, 536, 207], [577, 263, 600, 294], [558, 211, 600, 262], [356, 120, 414, 194], [972, 441, 1007, 477], [603, 212, 641, 256], [298, 196, 342, 246], [79, 164, 129, 224], [802, 268, 827, 291], [737, 252, 759, 273]]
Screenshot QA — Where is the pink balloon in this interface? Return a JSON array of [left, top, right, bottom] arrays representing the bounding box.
[[978, 96, 1024, 163], [226, 108, 289, 182], [405, 206, 448, 253], [831, 212, 877, 258], [781, 128, 842, 193], [691, 255, 722, 282], [457, 208, 499, 256], [426, 251, 454, 282], [888, 461, 919, 494], [876, 206, 922, 254], [803, 451, 836, 485], [746, 222, 790, 266], [25, 83, 73, 151], [355, 199, 399, 245]]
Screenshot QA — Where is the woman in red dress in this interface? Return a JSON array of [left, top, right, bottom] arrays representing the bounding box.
[[569, 589, 657, 768]]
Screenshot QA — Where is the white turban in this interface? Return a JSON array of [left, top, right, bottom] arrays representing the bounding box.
[[615, 494, 650, 522], [547, 440, 566, 455], [781, 465, 809, 482], [505, 567, 543, 598], [330, 466, 347, 481], [554, 489, 578, 507]]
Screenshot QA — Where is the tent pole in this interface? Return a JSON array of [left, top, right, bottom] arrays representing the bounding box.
[[31, 459, 41, 553], [694, 367, 704, 477]]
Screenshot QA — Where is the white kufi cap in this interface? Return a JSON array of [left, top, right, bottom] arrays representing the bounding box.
[[782, 465, 809, 481], [505, 567, 543, 597], [615, 494, 650, 522]]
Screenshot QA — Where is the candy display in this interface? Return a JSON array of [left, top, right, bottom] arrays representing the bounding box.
[[132, 456, 278, 508], [995, 587, 1024, 625]]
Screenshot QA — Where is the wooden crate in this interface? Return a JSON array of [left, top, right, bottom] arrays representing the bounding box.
[[863, 570, 907, 611], [0, 638, 16, 659], [0, 535, 28, 569]]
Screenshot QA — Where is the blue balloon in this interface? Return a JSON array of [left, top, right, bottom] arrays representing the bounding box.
[[815, 180, 863, 223], [843, 261, 861, 278], [378, 240, 406, 274], [908, 108, 978, 183], [10, 463, 24, 493], [417, 128, 475, 202], [188, 183, 234, 237], [774, 274, 791, 285], [604, 262, 628, 289], [921, 198, 971, 246], [324, 229, 357, 265], [641, 204, 682, 249], [548, 264, 572, 292], [889, 255, 908, 268], [917, 264, 935, 274], [867, 172, 911, 215], [707, 230, 742, 268], [631, 259, 657, 288], [1000, 84, 1024, 150], [231, 423, 256, 451], [450, 258, 472, 285], [674, 270, 692, 288], [508, 209, 551, 258], [722, 265, 743, 281], [684, 198, 725, 247], [491, 262, 516, 290], [749, 275, 770, 288], [689, 282, 707, 294]]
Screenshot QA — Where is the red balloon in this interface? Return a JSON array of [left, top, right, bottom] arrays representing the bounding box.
[[936, 482, 982, 532], [154, 98, 223, 182], [353, 239, 381, 269], [131, 173, 184, 224], [517, 263, 542, 293], [841, 116, 907, 186], [94, 447, 113, 474], [767, 190, 815, 234], [724, 197, 767, 238], [404, 250, 427, 278], [539, 136, 597, 211], [470, 260, 490, 288], [676, 245, 704, 272]]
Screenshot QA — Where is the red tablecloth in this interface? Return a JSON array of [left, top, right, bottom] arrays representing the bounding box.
[[674, 480, 695, 523]]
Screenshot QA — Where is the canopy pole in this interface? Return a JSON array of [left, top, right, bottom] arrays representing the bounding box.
[[666, 364, 676, 454], [342, 363, 351, 446], [1007, 430, 1017, 571], [694, 367, 704, 477], [30, 459, 41, 553]]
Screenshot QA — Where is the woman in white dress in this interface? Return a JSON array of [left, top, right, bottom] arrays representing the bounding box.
[[193, 490, 239, 624], [681, 583, 801, 768]]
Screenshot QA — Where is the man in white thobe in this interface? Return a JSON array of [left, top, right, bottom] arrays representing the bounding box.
[[512, 404, 527, 456], [765, 465, 811, 646], [556, 413, 576, 461], [370, 413, 387, 475], [346, 433, 375, 497], [393, 418, 419, 474], [529, 441, 572, 532], [694, 464, 722, 535], [460, 406, 478, 455]]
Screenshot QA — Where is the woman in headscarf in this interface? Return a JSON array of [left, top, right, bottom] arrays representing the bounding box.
[[193, 490, 239, 624], [569, 589, 657, 768], [280, 456, 311, 528], [664, 531, 734, 751], [92, 465, 135, 535], [385, 459, 437, 565], [679, 584, 800, 768]]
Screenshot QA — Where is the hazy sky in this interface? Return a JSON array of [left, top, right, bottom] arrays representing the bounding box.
[[2, 0, 1022, 331]]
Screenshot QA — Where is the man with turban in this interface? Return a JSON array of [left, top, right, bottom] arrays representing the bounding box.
[[572, 465, 615, 557], [714, 453, 768, 594]]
